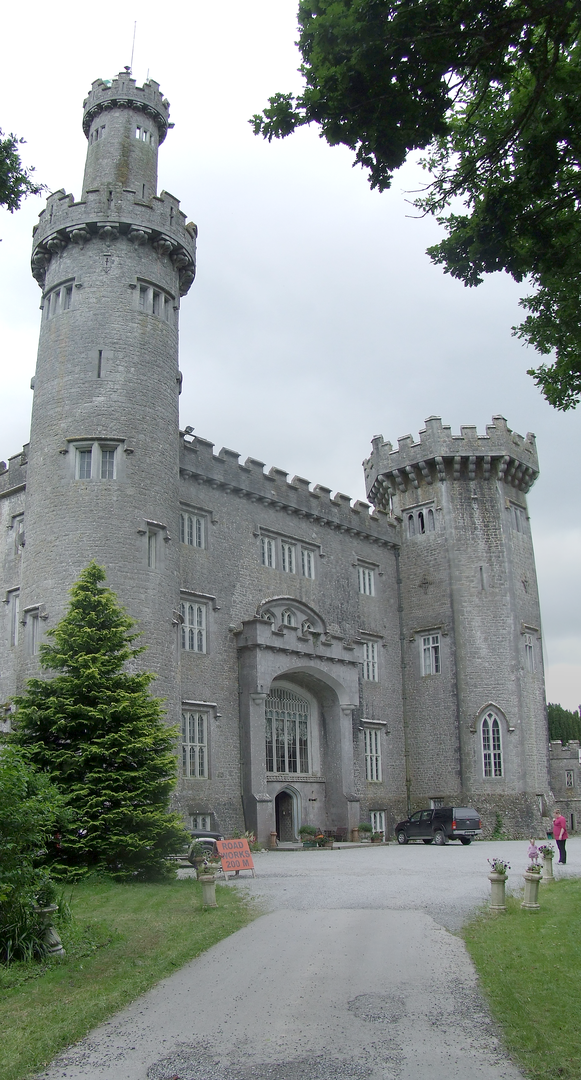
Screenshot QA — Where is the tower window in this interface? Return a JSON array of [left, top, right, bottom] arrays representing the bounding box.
[[482, 711, 503, 777], [364, 727, 382, 781], [566, 770, 574, 788], [280, 608, 296, 627], [421, 634, 441, 676], [261, 536, 276, 568], [181, 601, 207, 653], [147, 530, 157, 569], [182, 710, 208, 778], [301, 547, 315, 579], [407, 505, 436, 537], [137, 282, 173, 321], [180, 512, 205, 549], [358, 566, 375, 596], [9, 590, 19, 647], [524, 633, 535, 673], [44, 282, 75, 319], [281, 542, 295, 573], [362, 641, 379, 681], [27, 610, 40, 655], [100, 448, 116, 480], [74, 442, 119, 480], [77, 447, 92, 479]]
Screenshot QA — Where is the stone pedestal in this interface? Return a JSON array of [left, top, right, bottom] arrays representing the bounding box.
[[199, 874, 217, 908], [33, 904, 65, 956], [521, 870, 542, 910], [541, 854, 554, 882], [269, 831, 278, 850], [351, 828, 360, 843], [488, 873, 507, 912]]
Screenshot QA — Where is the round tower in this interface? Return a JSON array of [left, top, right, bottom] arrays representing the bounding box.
[[19, 71, 196, 720], [364, 415, 550, 834]]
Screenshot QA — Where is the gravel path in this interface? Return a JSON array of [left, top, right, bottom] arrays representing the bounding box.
[[33, 839, 579, 1080]]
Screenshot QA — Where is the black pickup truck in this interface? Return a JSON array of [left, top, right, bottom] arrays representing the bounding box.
[[395, 807, 482, 846]]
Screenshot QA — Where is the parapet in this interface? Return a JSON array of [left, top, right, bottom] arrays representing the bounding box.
[[0, 445, 29, 497], [364, 415, 539, 507], [83, 72, 171, 143], [179, 433, 396, 548]]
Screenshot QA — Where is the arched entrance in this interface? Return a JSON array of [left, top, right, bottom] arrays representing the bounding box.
[[275, 789, 297, 841]]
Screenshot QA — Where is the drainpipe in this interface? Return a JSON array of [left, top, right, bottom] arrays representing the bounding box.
[[395, 547, 412, 815]]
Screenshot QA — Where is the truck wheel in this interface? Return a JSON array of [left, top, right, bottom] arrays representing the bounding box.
[[459, 837, 472, 845], [396, 831, 408, 845], [433, 830, 448, 846]]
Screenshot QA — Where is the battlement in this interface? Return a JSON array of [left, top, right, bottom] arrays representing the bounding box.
[[549, 741, 581, 758], [364, 415, 539, 507], [237, 616, 364, 664], [31, 187, 196, 294], [83, 72, 170, 143], [0, 445, 28, 498], [179, 432, 396, 547]]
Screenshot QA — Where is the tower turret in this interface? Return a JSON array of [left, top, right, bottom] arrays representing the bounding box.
[[364, 416, 550, 832], [19, 74, 196, 720]]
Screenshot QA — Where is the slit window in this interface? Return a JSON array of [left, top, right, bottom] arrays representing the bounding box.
[[147, 530, 157, 569], [524, 633, 535, 673]]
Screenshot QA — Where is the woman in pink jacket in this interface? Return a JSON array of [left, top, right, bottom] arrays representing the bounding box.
[[553, 809, 568, 864]]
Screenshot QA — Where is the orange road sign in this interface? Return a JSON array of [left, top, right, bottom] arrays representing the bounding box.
[[216, 838, 256, 876]]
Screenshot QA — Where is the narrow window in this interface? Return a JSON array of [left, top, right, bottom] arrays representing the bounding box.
[[147, 530, 157, 569], [180, 513, 185, 544], [100, 448, 115, 479], [524, 634, 535, 673], [152, 291, 161, 316], [10, 591, 19, 647], [281, 542, 295, 573], [261, 536, 275, 568], [362, 641, 378, 681], [427, 508, 435, 532], [77, 447, 92, 479], [182, 710, 208, 778], [281, 608, 295, 627], [28, 611, 40, 655], [358, 566, 375, 596], [301, 548, 315, 579], [566, 770, 574, 788], [364, 728, 382, 781], [164, 296, 171, 322], [62, 285, 73, 310], [421, 634, 441, 676], [418, 510, 425, 534], [135, 126, 141, 139], [408, 514, 415, 537], [139, 284, 149, 311], [482, 712, 503, 777], [195, 515, 204, 548], [97, 350, 103, 378]]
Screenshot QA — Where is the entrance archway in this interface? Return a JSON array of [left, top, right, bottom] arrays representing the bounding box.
[[275, 789, 297, 841]]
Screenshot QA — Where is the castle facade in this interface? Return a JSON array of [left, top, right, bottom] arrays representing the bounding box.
[[0, 73, 551, 841]]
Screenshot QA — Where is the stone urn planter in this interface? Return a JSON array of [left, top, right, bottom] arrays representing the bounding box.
[[521, 869, 542, 910], [32, 904, 65, 957], [198, 873, 218, 908], [488, 872, 508, 912]]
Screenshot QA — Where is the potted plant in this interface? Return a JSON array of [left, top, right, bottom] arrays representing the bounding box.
[[538, 843, 555, 882], [315, 832, 334, 849], [188, 840, 209, 875], [371, 831, 384, 844], [487, 858, 510, 911], [299, 824, 318, 848], [522, 860, 543, 910], [358, 822, 373, 843]]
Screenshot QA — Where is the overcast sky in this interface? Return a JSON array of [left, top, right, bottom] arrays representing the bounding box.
[[1, 1, 579, 710]]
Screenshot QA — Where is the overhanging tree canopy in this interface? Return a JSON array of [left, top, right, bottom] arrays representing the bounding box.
[[11, 563, 188, 880], [252, 0, 581, 409], [0, 129, 43, 214]]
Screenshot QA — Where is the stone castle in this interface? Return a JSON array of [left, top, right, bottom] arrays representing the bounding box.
[[0, 73, 553, 842]]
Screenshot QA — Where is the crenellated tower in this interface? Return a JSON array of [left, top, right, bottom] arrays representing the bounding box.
[[364, 415, 551, 831], [19, 71, 196, 719]]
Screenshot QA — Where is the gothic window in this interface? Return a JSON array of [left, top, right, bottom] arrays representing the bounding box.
[[281, 542, 295, 573], [358, 565, 375, 596], [364, 728, 382, 781], [417, 510, 425, 534], [407, 505, 436, 537], [280, 608, 296, 627], [182, 710, 208, 778], [482, 712, 503, 777], [262, 610, 276, 623], [261, 536, 275, 568], [362, 641, 379, 681], [180, 512, 205, 549], [181, 601, 207, 653], [524, 633, 535, 673], [421, 634, 441, 676], [301, 547, 315, 579], [427, 508, 435, 532], [408, 514, 415, 537], [265, 687, 309, 774]]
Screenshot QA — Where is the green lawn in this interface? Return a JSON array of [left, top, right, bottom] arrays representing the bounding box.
[[463, 877, 581, 1080], [1, 876, 255, 1080]]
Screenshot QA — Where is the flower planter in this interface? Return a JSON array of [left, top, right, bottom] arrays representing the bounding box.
[[488, 872, 507, 912], [32, 903, 65, 957], [302, 841, 317, 849], [198, 873, 218, 908], [521, 870, 542, 910], [541, 853, 554, 882]]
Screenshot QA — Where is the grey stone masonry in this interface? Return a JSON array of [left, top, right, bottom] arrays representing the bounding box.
[[549, 741, 581, 834]]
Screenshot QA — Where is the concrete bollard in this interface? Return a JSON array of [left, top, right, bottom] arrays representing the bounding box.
[[199, 874, 217, 908], [269, 831, 278, 850]]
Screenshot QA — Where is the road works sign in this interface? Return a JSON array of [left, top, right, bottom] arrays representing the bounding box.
[[216, 838, 256, 876]]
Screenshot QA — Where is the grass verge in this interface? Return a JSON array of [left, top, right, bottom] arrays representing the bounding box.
[[1, 876, 256, 1080], [463, 877, 581, 1080]]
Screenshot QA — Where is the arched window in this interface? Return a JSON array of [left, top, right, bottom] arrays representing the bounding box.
[[262, 610, 276, 623], [427, 508, 435, 532], [418, 510, 425, 534], [482, 711, 503, 777], [408, 514, 415, 537], [265, 687, 309, 774], [280, 608, 296, 627]]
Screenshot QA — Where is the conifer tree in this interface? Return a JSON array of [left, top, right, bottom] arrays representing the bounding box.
[[11, 563, 189, 880]]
